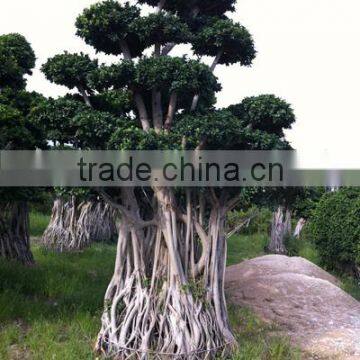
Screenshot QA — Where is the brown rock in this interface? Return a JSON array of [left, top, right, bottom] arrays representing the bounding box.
[[226, 255, 360, 359]]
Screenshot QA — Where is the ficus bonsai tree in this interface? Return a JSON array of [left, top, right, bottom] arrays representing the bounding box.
[[41, 189, 118, 252], [41, 0, 295, 357], [31, 96, 124, 251], [0, 33, 46, 265]]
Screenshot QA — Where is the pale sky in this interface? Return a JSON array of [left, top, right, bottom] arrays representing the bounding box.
[[1, 0, 360, 163]]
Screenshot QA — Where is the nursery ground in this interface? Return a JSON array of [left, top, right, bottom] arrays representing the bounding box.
[[0, 213, 358, 359]]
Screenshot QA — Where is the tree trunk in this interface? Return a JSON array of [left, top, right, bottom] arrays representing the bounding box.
[[77, 200, 118, 243], [267, 206, 291, 255], [293, 218, 306, 238], [0, 201, 34, 265], [95, 187, 235, 359], [42, 197, 117, 252]]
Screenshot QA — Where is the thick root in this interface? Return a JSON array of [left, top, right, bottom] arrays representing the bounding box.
[[96, 276, 231, 359], [77, 201, 118, 243], [96, 188, 235, 359], [42, 197, 117, 252]]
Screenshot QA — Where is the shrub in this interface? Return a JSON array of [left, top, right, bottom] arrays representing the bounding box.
[[309, 188, 360, 275]]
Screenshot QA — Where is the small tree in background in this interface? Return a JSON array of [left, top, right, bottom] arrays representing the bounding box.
[[0, 33, 46, 264], [32, 95, 122, 251], [40, 0, 295, 357], [228, 96, 295, 254], [41, 190, 118, 252], [252, 187, 326, 255]]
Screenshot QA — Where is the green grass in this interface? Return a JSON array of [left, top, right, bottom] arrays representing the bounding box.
[[227, 233, 268, 266], [29, 212, 50, 237], [0, 244, 116, 359], [228, 306, 301, 360], [0, 234, 298, 360], [341, 276, 360, 300]]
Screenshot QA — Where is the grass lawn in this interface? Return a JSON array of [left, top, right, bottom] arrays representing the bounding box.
[[0, 232, 299, 359], [0, 244, 116, 359], [29, 212, 51, 238], [0, 215, 356, 359]]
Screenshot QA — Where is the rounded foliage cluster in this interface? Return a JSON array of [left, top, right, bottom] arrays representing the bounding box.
[[31, 97, 127, 149], [228, 95, 295, 137], [31, 98, 88, 145], [41, 52, 98, 90], [108, 126, 181, 150], [138, 0, 236, 16], [310, 188, 360, 274], [76, 1, 143, 57], [0, 33, 36, 89], [192, 19, 256, 66], [132, 13, 191, 47], [0, 104, 38, 149]]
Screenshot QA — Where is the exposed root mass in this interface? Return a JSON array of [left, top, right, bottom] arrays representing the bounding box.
[[42, 197, 117, 252], [96, 188, 236, 359]]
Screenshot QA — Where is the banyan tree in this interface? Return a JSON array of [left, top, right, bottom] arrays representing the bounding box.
[[0, 33, 46, 265], [32, 96, 123, 252], [40, 0, 296, 357], [42, 192, 118, 252]]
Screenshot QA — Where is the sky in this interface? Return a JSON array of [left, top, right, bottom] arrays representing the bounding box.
[[1, 0, 360, 165]]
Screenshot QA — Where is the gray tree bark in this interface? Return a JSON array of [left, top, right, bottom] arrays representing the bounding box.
[[267, 206, 291, 255], [293, 218, 306, 238], [95, 188, 235, 359], [42, 197, 117, 252]]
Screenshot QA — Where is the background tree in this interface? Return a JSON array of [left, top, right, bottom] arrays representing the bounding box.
[[31, 93, 124, 251], [0, 33, 46, 265], [250, 187, 326, 254], [228, 96, 295, 254], [41, 0, 295, 357]]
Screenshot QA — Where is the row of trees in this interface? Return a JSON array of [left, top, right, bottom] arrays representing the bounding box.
[[1, 0, 299, 357]]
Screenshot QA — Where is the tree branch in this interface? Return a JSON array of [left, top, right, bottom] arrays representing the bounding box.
[[161, 6, 199, 56], [134, 93, 151, 132], [191, 50, 223, 112], [226, 214, 257, 239], [154, 43, 161, 57], [78, 86, 92, 107], [164, 92, 177, 130], [120, 39, 151, 132], [157, 0, 166, 13], [120, 40, 132, 60], [210, 50, 223, 72], [195, 137, 207, 150], [161, 43, 175, 56], [152, 89, 163, 133], [97, 189, 157, 228], [225, 193, 243, 212]]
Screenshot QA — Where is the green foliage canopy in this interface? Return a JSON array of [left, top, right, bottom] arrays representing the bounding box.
[[41, 52, 98, 91], [39, 0, 295, 155]]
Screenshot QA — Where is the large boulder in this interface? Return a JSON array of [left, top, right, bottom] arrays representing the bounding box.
[[226, 255, 360, 359]]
